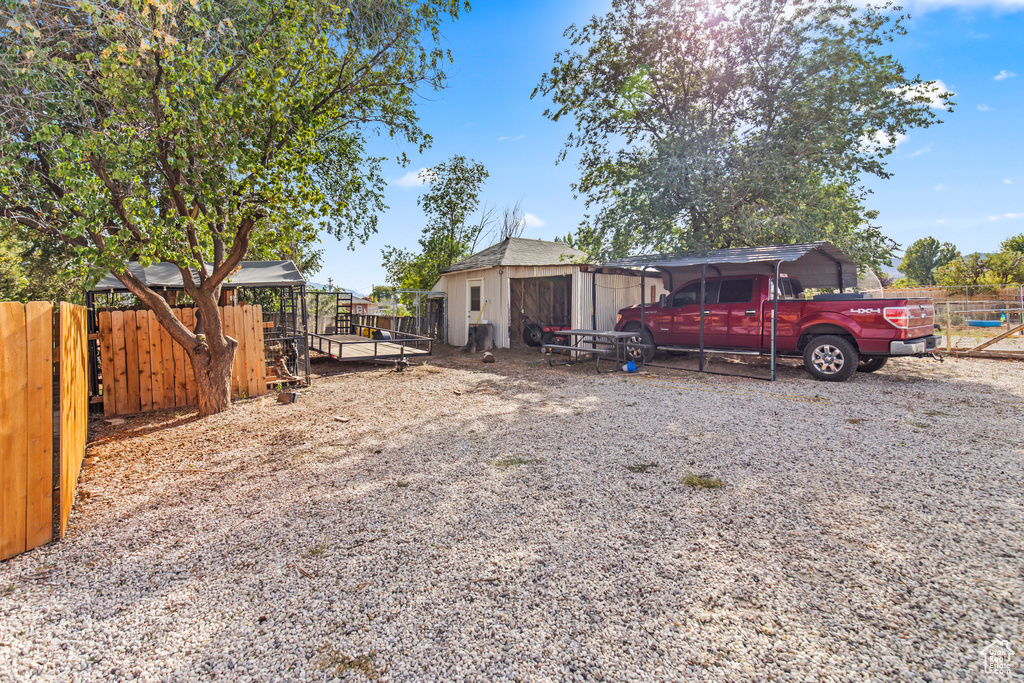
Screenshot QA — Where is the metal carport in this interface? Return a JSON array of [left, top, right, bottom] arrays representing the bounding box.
[[602, 242, 859, 381]]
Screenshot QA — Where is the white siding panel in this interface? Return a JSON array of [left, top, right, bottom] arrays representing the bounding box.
[[439, 265, 666, 348], [574, 271, 667, 331]]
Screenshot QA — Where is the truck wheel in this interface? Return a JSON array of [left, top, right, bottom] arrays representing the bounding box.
[[803, 335, 858, 381], [622, 322, 655, 363], [857, 356, 889, 373]]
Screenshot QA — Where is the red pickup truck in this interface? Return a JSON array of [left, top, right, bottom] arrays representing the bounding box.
[[615, 274, 940, 380]]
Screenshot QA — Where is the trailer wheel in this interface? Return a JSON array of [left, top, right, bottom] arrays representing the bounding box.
[[622, 322, 655, 363], [803, 335, 858, 381], [857, 356, 889, 373]]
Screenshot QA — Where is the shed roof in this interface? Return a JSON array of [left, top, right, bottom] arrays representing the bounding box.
[[603, 242, 857, 290], [440, 237, 589, 274], [90, 260, 306, 292]]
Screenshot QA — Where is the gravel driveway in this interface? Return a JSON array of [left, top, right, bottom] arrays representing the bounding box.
[[1, 349, 1021, 682]]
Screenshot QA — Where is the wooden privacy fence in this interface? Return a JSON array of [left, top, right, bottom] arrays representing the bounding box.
[[95, 305, 268, 416], [0, 302, 88, 561]]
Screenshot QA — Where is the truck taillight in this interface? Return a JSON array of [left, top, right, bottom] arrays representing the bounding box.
[[616, 314, 622, 324], [883, 306, 910, 329]]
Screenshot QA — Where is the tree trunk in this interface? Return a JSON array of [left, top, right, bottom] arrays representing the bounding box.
[[187, 337, 238, 417]]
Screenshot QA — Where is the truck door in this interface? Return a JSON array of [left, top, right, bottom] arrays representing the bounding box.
[[664, 280, 718, 347], [710, 278, 759, 349]]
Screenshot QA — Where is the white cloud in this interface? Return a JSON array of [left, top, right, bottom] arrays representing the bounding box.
[[988, 213, 1023, 221], [861, 130, 908, 151], [994, 69, 1017, 81], [909, 143, 933, 157], [894, 79, 953, 110], [1005, 179, 1014, 184], [498, 135, 525, 142], [522, 213, 545, 228], [978, 104, 991, 111], [394, 168, 431, 189], [936, 219, 946, 224], [934, 184, 945, 191]]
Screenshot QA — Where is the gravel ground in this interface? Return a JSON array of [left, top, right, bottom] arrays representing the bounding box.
[[1, 348, 1022, 682]]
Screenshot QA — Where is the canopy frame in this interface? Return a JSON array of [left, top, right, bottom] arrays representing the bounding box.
[[598, 242, 858, 381]]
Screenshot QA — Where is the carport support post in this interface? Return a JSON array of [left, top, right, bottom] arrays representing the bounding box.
[[640, 269, 646, 330], [699, 264, 707, 372], [592, 269, 597, 330], [771, 260, 781, 381]]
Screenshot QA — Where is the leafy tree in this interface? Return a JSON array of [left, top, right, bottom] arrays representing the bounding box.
[[982, 250, 1024, 285], [934, 253, 987, 288], [381, 155, 492, 291], [900, 237, 960, 286], [0, 0, 468, 415], [0, 228, 90, 301], [1001, 233, 1024, 254], [246, 217, 324, 280], [533, 0, 951, 273]]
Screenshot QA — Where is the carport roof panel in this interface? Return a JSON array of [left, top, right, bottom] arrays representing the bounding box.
[[90, 260, 306, 292], [603, 242, 858, 289]]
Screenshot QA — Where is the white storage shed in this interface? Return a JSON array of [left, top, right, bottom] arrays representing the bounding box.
[[433, 237, 666, 348]]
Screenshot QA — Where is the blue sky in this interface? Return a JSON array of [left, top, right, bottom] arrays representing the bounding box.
[[313, 0, 1024, 293]]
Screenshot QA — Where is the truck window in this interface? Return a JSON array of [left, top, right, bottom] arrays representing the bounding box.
[[671, 281, 719, 306], [718, 279, 754, 304]]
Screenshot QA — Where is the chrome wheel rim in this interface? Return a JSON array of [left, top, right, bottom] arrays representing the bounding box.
[[625, 334, 645, 360], [811, 345, 845, 374]]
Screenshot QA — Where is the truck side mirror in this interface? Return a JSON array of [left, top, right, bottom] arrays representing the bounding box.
[[659, 294, 667, 308]]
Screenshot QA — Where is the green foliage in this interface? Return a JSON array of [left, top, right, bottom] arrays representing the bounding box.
[[934, 253, 988, 288], [0, 229, 89, 302], [933, 249, 1024, 288], [899, 237, 960, 286], [981, 250, 1024, 285], [0, 0, 468, 413], [246, 216, 324, 280], [1001, 233, 1024, 254], [533, 0, 951, 273], [0, 0, 466, 289], [381, 154, 491, 290]]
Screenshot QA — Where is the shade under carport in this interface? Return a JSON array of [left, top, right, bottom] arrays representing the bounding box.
[[600, 242, 861, 381]]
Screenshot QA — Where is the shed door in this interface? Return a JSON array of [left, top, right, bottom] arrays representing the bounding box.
[[466, 279, 484, 333]]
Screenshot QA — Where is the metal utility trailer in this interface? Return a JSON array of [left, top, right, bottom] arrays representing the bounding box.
[[306, 289, 433, 366], [308, 332, 432, 364]]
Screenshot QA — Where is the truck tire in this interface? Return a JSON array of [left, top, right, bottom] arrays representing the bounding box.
[[857, 356, 889, 373], [622, 322, 655, 363], [803, 335, 859, 381]]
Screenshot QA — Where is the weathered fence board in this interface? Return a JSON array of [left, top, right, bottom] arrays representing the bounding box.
[[1, 302, 89, 561], [95, 305, 267, 415]]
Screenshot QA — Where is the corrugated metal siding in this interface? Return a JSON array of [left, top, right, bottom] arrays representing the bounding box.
[[574, 272, 667, 332], [437, 266, 667, 348]]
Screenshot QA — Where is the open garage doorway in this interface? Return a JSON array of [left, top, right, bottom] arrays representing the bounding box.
[[510, 275, 572, 347]]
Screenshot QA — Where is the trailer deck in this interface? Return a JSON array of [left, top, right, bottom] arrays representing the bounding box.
[[308, 332, 432, 363]]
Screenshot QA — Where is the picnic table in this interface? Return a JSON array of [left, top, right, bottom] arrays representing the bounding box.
[[541, 329, 650, 373]]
